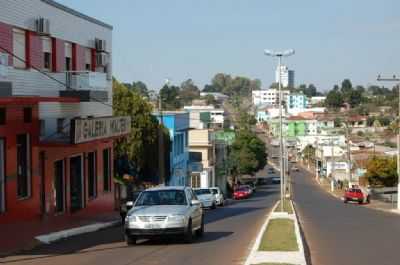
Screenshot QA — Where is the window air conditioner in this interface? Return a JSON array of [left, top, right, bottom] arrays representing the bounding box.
[[35, 18, 50, 35], [95, 38, 106, 52]]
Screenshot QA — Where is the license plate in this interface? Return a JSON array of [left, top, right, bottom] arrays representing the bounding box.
[[353, 197, 359, 200], [144, 223, 160, 229]]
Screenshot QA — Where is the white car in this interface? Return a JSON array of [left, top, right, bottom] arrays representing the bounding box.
[[210, 187, 225, 206], [124, 186, 204, 245], [194, 188, 217, 209]]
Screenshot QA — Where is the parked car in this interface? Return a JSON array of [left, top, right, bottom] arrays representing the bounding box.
[[268, 168, 275, 174], [233, 187, 250, 200], [271, 177, 281, 184], [344, 188, 370, 204], [210, 187, 225, 206], [292, 166, 299, 171], [244, 182, 257, 193], [120, 188, 143, 223], [124, 186, 204, 245], [194, 188, 217, 209]]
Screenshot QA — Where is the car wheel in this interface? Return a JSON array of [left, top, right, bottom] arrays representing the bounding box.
[[125, 234, 136, 245], [344, 198, 348, 203], [366, 196, 370, 204], [196, 216, 205, 238], [184, 219, 194, 243], [358, 200, 363, 205]]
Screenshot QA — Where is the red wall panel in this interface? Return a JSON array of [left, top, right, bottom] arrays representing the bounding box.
[[52, 38, 64, 72], [27, 31, 43, 69], [0, 21, 13, 66], [72, 44, 85, 71]]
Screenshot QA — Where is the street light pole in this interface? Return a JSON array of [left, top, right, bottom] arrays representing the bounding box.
[[377, 75, 400, 210], [264, 49, 295, 211]]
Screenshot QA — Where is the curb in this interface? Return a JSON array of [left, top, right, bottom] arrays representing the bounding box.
[[244, 200, 307, 265], [35, 220, 121, 244]]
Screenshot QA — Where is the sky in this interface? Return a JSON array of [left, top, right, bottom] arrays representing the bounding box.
[[59, 0, 400, 92]]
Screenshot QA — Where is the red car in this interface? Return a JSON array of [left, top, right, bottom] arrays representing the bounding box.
[[233, 187, 250, 200], [344, 188, 370, 204]]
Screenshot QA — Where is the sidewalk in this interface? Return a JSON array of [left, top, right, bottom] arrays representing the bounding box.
[[0, 207, 120, 257], [299, 162, 400, 215]]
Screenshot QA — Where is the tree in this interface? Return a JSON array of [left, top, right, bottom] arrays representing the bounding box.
[[302, 145, 315, 165], [228, 130, 267, 178], [123, 81, 149, 97], [237, 112, 257, 130], [325, 86, 344, 109], [179, 79, 200, 105], [202, 84, 217, 92], [366, 156, 397, 187], [159, 84, 181, 110], [113, 79, 170, 183], [203, 94, 217, 106]]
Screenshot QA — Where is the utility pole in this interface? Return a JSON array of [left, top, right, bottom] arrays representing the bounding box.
[[345, 121, 352, 184], [377, 75, 400, 210], [315, 138, 319, 180], [158, 95, 165, 185], [264, 49, 295, 212]]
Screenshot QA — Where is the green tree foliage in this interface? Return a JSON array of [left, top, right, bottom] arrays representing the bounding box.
[[113, 79, 170, 183], [203, 94, 218, 106], [296, 84, 320, 97], [325, 86, 344, 109], [229, 130, 267, 177], [123, 81, 149, 97], [366, 156, 398, 187], [302, 145, 315, 162], [237, 112, 257, 130], [179, 79, 200, 105], [159, 84, 182, 110], [205, 73, 261, 97]]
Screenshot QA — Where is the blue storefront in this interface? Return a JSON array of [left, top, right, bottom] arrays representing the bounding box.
[[155, 111, 190, 186]]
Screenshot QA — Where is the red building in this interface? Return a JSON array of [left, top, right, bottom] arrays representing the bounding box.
[[0, 0, 129, 225]]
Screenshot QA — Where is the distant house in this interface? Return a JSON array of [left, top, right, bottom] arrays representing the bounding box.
[[155, 111, 190, 186], [200, 92, 229, 102], [287, 93, 309, 115], [184, 105, 225, 129]]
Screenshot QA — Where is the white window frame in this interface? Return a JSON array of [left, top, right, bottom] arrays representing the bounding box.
[[13, 28, 26, 69]]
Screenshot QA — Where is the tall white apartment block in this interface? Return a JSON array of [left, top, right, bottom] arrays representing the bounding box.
[[252, 89, 290, 106], [275, 65, 294, 88]]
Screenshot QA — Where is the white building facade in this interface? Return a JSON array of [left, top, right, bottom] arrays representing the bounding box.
[[275, 65, 294, 88], [252, 89, 290, 106]]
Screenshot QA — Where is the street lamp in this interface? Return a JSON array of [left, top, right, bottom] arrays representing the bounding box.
[[264, 49, 295, 211]]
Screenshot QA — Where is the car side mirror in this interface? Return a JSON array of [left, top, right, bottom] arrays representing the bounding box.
[[191, 199, 201, 206]]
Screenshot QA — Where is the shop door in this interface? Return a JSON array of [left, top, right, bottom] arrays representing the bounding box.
[[70, 156, 83, 212], [0, 139, 4, 213], [54, 160, 64, 213]]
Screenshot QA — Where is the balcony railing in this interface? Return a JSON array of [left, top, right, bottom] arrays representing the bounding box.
[[65, 71, 107, 91]]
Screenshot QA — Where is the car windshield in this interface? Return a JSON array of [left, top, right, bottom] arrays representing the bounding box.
[[135, 190, 187, 206], [211, 189, 218, 194], [194, 189, 211, 195]]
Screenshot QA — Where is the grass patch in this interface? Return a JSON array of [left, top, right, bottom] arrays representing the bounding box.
[[275, 199, 293, 214], [258, 218, 298, 251]]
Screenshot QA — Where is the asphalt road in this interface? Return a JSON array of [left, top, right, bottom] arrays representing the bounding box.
[[0, 178, 279, 265], [292, 166, 400, 265]]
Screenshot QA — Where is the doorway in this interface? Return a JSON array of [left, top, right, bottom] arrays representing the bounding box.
[[70, 155, 83, 212], [54, 160, 64, 213]]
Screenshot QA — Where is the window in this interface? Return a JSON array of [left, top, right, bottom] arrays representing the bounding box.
[[42, 37, 52, 71], [57, 118, 65, 134], [0, 108, 5, 125], [85, 48, 91, 71], [103, 148, 111, 192], [13, 28, 26, 68], [17, 134, 30, 198], [23, 107, 32, 123], [87, 152, 97, 198], [39, 120, 45, 137], [65, 42, 72, 71]]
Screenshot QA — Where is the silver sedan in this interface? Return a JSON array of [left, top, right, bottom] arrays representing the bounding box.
[[124, 186, 204, 245]]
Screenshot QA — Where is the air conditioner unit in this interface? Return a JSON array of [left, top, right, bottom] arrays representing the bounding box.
[[0, 53, 8, 79], [95, 38, 106, 52], [96, 52, 108, 67], [35, 17, 50, 35]]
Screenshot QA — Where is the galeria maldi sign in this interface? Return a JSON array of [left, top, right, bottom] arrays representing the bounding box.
[[71, 116, 131, 144]]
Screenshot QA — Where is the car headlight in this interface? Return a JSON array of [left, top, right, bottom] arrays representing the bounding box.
[[127, 215, 137, 222], [168, 215, 185, 222]]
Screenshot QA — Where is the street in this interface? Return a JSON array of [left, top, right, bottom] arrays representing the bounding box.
[[0, 177, 278, 265], [293, 166, 400, 265]]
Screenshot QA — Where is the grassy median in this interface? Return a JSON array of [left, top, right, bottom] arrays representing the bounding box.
[[258, 218, 298, 251], [274, 199, 293, 214]]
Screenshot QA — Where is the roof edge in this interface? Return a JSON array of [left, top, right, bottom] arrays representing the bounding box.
[[41, 0, 113, 30]]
